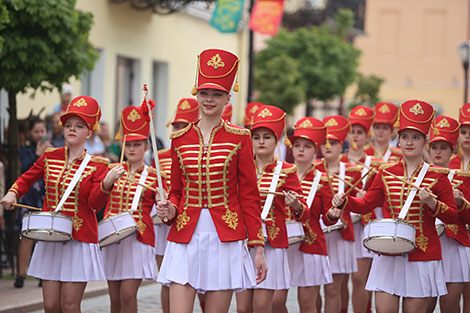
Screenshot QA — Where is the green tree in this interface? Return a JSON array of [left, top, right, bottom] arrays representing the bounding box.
[[254, 9, 360, 116], [0, 0, 98, 184], [349, 73, 384, 109]]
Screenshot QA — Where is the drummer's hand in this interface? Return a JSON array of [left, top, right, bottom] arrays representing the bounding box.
[[453, 188, 464, 207], [419, 188, 437, 211], [327, 207, 342, 220], [156, 199, 176, 221], [253, 245, 268, 284], [103, 165, 125, 190], [332, 192, 346, 208], [356, 189, 366, 198], [0, 191, 17, 211], [283, 191, 301, 212]]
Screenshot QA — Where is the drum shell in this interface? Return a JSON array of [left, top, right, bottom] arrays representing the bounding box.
[[21, 211, 73, 242], [319, 218, 346, 233], [98, 212, 138, 247], [285, 221, 305, 245], [363, 218, 416, 254]]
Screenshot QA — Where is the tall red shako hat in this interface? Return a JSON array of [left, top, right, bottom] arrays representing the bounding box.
[[60, 96, 101, 130], [191, 48, 240, 95], [244, 102, 263, 127], [289, 117, 326, 150], [429, 115, 459, 148], [396, 100, 435, 136], [349, 105, 375, 133], [373, 102, 399, 128], [167, 98, 199, 127], [459, 102, 470, 126], [251, 105, 288, 145], [323, 115, 350, 148], [222, 103, 233, 122], [116, 106, 150, 142]]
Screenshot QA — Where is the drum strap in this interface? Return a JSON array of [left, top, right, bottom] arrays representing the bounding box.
[[447, 169, 455, 182], [306, 170, 323, 208], [398, 162, 429, 220], [130, 165, 148, 212], [361, 155, 372, 187], [54, 153, 92, 213], [338, 162, 345, 193], [383, 147, 392, 162], [261, 160, 283, 220]]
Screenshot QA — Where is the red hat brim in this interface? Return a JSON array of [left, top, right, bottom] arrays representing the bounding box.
[[60, 112, 91, 129]]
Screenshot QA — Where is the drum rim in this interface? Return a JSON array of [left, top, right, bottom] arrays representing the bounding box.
[[98, 225, 138, 247], [366, 218, 416, 229], [98, 211, 136, 225], [21, 229, 72, 242], [322, 224, 346, 233], [24, 211, 72, 219], [363, 235, 416, 254]]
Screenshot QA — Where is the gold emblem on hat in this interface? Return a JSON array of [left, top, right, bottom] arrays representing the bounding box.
[[179, 100, 190, 110], [258, 108, 272, 118], [436, 118, 450, 129], [207, 54, 225, 69], [299, 119, 313, 128], [409, 103, 424, 115], [250, 105, 259, 113], [73, 97, 88, 108], [355, 108, 367, 116], [379, 104, 391, 114], [127, 108, 142, 122], [325, 118, 338, 127]]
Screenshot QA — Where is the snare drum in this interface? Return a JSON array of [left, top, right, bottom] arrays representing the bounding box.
[[286, 221, 305, 244], [363, 218, 415, 254], [435, 218, 445, 237], [98, 212, 138, 247], [320, 218, 346, 233], [21, 211, 73, 242]]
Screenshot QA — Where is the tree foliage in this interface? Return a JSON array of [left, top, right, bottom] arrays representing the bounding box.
[[0, 0, 98, 94], [254, 9, 360, 114], [349, 73, 384, 109]]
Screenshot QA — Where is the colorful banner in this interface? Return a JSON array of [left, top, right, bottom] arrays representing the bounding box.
[[210, 0, 245, 33], [249, 0, 285, 36]]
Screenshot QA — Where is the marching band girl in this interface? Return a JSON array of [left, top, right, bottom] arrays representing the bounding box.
[[427, 115, 470, 313], [236, 104, 308, 313], [1, 96, 123, 313], [100, 105, 164, 313], [155, 48, 268, 313], [332, 100, 459, 313]]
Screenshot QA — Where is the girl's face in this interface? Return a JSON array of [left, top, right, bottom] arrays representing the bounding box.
[[459, 125, 470, 151], [348, 124, 368, 149], [124, 140, 148, 164], [429, 140, 453, 167], [196, 89, 229, 119], [398, 129, 426, 160], [30, 122, 46, 144], [292, 137, 317, 163], [252, 127, 277, 159], [320, 139, 342, 162], [63, 116, 91, 147], [373, 123, 393, 143]]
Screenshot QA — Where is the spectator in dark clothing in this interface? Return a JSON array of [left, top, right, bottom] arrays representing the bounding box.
[[48, 112, 65, 147]]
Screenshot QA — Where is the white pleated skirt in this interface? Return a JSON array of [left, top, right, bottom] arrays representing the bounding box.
[[251, 243, 291, 290], [101, 233, 156, 280], [325, 230, 357, 274], [154, 223, 170, 256], [286, 243, 332, 287], [157, 209, 256, 293], [366, 254, 447, 297], [353, 222, 373, 259], [440, 234, 470, 283], [28, 240, 105, 282]]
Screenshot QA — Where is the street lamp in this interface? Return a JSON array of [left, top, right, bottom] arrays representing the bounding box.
[[458, 41, 470, 104]]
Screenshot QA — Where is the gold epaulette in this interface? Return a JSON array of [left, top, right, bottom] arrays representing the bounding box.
[[223, 122, 250, 136], [91, 156, 109, 165], [428, 166, 450, 174], [281, 163, 297, 174], [391, 147, 402, 155], [455, 170, 470, 177], [158, 148, 170, 155], [379, 163, 395, 170], [169, 123, 191, 139], [346, 166, 362, 172], [109, 163, 120, 168], [45, 147, 60, 153]]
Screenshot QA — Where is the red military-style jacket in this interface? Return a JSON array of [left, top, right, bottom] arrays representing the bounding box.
[[449, 154, 470, 171], [257, 159, 308, 249], [104, 163, 166, 247], [295, 165, 336, 255], [314, 159, 362, 241], [9, 146, 110, 243], [156, 148, 171, 190], [344, 160, 459, 261], [167, 120, 264, 246], [364, 144, 402, 163]]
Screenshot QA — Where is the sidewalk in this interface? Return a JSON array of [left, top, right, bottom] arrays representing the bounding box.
[[0, 277, 109, 313]]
